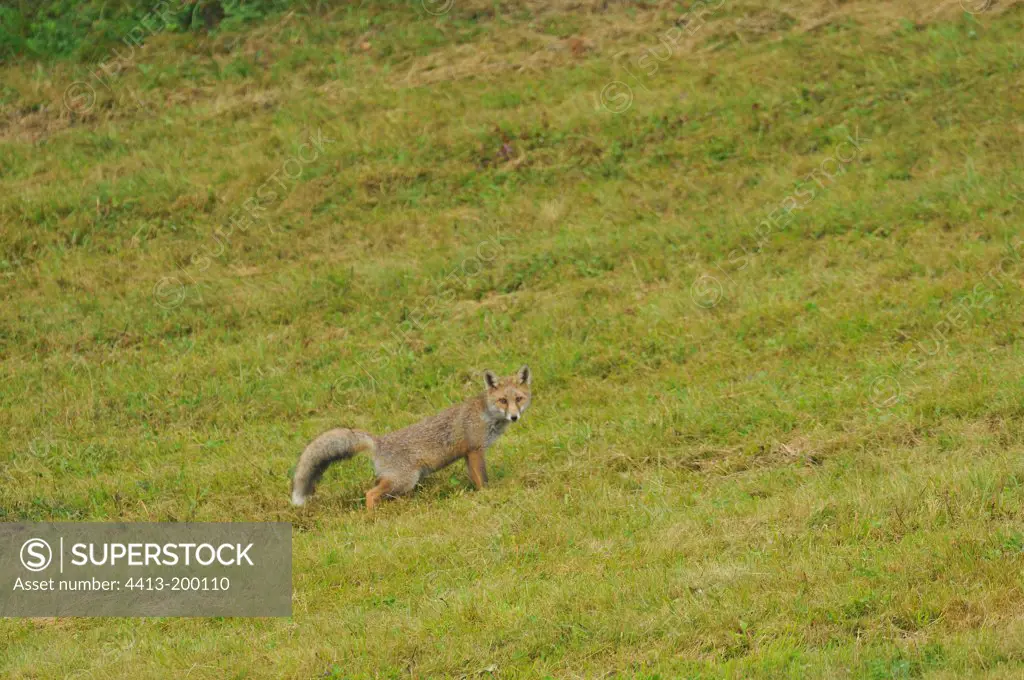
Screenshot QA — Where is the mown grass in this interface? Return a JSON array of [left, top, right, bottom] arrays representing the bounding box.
[[2, 0, 1024, 677]]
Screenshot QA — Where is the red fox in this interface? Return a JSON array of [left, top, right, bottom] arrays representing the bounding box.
[[291, 366, 531, 509]]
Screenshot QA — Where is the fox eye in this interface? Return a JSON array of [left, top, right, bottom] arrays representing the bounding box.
[[515, 396, 523, 403], [498, 398, 507, 405]]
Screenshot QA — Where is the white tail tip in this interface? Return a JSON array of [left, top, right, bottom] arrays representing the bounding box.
[[291, 490, 306, 507]]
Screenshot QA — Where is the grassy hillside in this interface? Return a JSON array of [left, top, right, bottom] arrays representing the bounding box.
[[2, 0, 1023, 677]]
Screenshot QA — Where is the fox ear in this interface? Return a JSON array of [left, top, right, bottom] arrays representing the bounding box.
[[483, 370, 499, 390], [516, 365, 531, 386]]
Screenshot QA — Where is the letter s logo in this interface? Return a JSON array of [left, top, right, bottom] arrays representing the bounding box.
[[20, 538, 53, 572]]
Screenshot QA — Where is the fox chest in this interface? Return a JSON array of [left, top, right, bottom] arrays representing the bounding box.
[[483, 420, 509, 449]]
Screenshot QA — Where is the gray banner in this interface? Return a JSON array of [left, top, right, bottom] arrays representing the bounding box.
[[0, 523, 291, 617]]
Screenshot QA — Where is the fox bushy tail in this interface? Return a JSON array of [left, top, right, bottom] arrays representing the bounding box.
[[291, 428, 375, 506]]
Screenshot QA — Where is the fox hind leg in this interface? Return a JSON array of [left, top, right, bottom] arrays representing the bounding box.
[[365, 475, 416, 511], [365, 479, 392, 511]]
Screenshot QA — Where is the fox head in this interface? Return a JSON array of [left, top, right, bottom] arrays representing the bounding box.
[[483, 365, 532, 423]]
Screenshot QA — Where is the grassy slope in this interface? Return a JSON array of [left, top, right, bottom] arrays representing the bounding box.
[[2, 0, 1024, 677]]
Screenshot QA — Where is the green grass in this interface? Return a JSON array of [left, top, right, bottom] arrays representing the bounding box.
[[2, 0, 1024, 677]]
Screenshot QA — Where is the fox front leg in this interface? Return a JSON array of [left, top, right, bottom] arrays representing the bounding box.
[[466, 449, 488, 490]]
